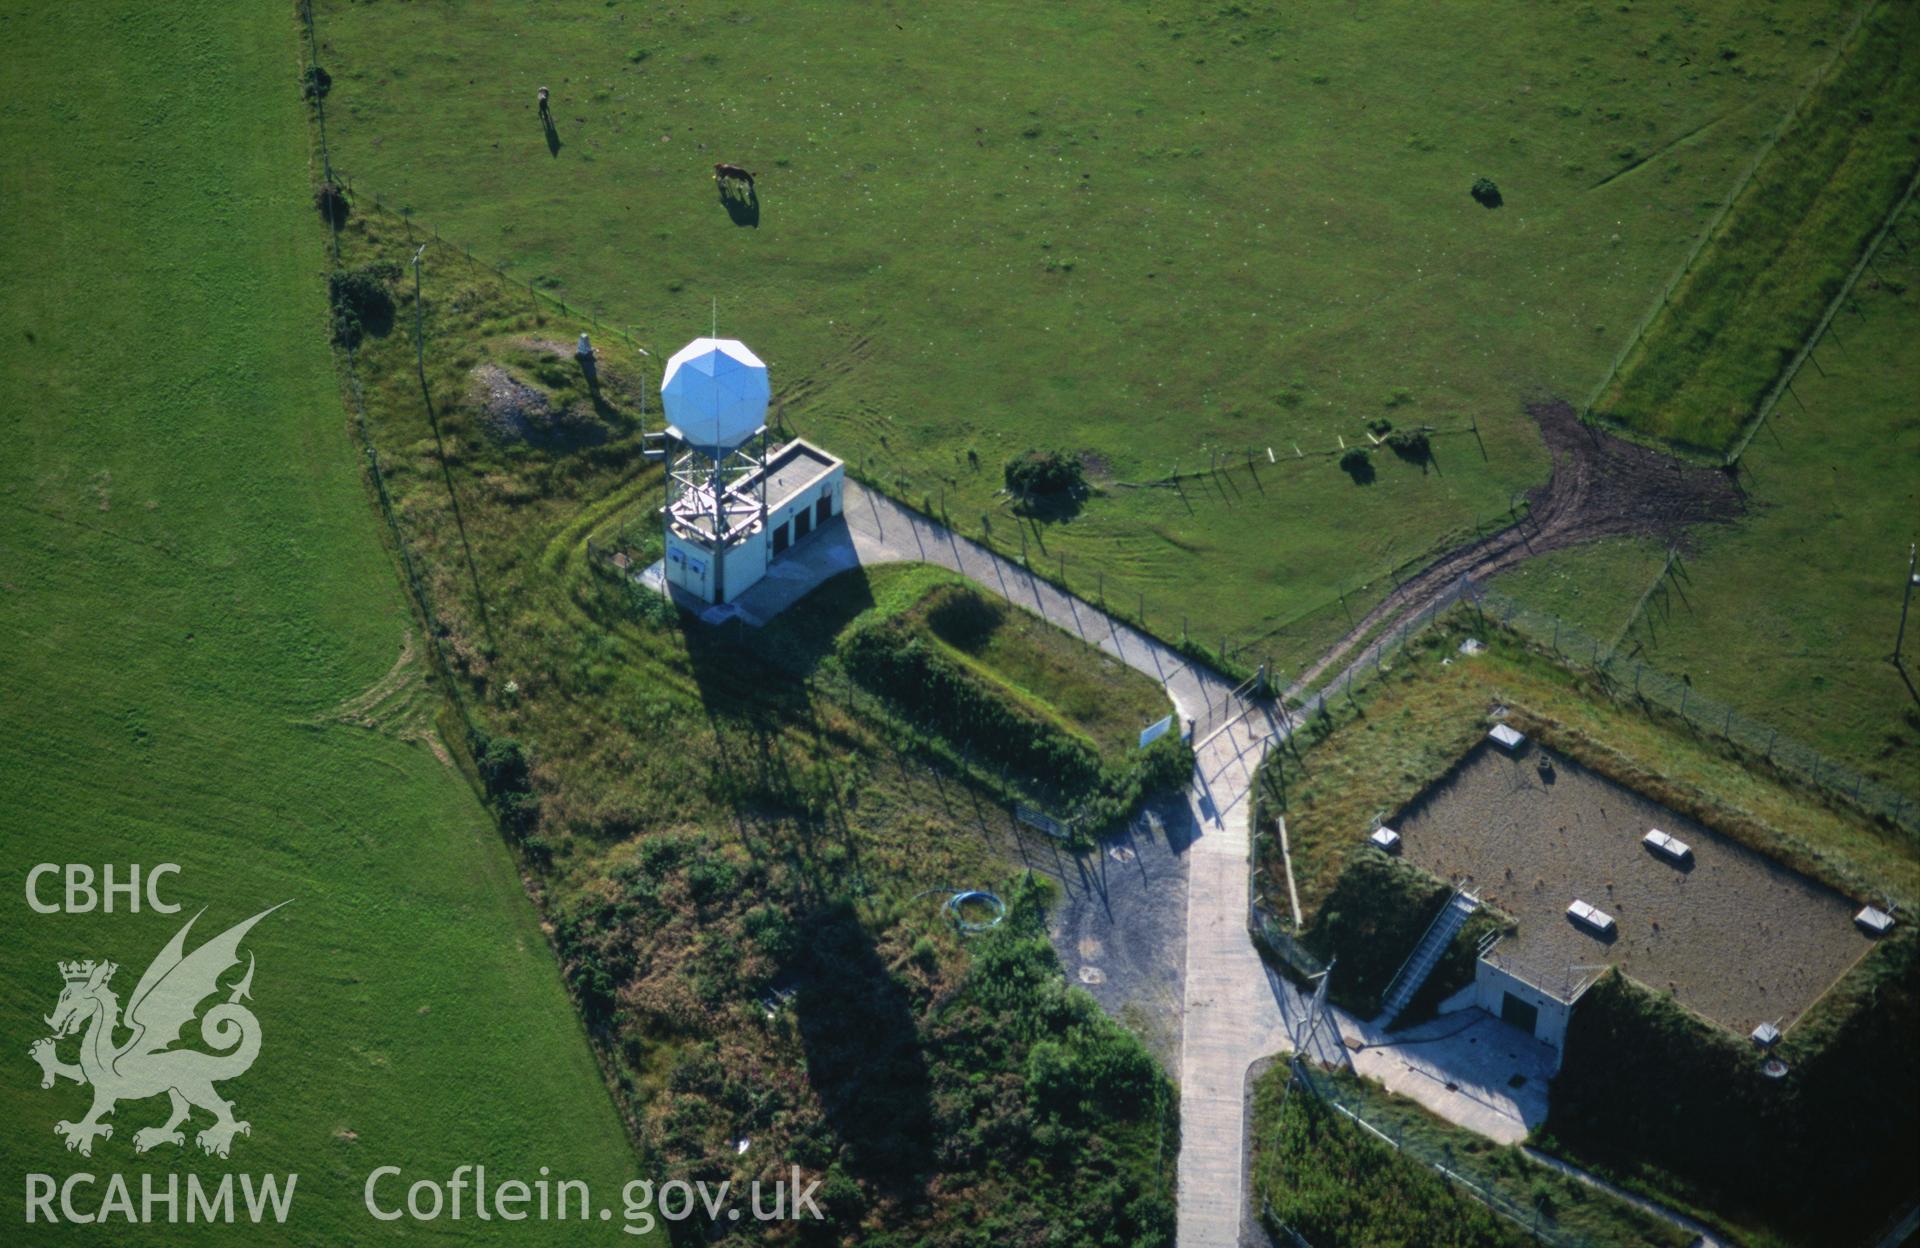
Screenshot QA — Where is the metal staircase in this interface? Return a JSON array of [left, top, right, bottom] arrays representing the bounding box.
[[1379, 887, 1479, 1025]]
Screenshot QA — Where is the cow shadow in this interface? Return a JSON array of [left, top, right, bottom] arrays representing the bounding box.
[[543, 115, 562, 157], [717, 181, 759, 228]]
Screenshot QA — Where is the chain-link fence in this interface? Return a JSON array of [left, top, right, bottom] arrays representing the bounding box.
[[1477, 585, 1919, 839]]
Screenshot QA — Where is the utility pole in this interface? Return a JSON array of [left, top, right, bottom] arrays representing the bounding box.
[[410, 243, 429, 381], [1897, 543, 1919, 659]]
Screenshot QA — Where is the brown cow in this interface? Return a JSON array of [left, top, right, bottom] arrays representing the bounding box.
[[713, 162, 756, 186]]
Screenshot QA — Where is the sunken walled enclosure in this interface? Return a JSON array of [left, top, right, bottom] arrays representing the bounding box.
[[1392, 730, 1873, 1046]]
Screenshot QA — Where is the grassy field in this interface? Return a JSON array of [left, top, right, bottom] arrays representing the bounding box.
[[1593, 0, 1920, 454], [310, 0, 1857, 674], [0, 4, 651, 1243], [1250, 1066, 1691, 1248], [326, 202, 1184, 1240], [1498, 194, 1920, 800]]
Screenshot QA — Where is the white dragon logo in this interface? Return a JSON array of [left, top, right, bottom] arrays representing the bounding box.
[[29, 904, 284, 1159]]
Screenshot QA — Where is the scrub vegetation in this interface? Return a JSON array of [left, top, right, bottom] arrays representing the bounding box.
[[1250, 1067, 1693, 1248], [329, 207, 1185, 1241]]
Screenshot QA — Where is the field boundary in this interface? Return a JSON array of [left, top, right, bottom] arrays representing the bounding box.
[[296, 0, 653, 1152], [1723, 160, 1920, 465], [1579, 0, 1877, 430], [1480, 586, 1918, 839]]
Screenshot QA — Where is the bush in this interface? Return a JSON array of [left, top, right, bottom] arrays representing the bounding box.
[[1003, 449, 1086, 501], [1339, 445, 1376, 484], [1471, 177, 1503, 208], [314, 182, 349, 229], [841, 618, 1105, 793], [1386, 428, 1431, 465], [327, 261, 400, 347], [301, 64, 331, 100], [838, 617, 1192, 831]]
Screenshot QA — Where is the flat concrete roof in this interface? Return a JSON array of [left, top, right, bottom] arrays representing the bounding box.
[[1392, 740, 1871, 1035], [749, 438, 840, 512]]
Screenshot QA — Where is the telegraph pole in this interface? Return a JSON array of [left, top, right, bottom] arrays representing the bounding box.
[[410, 243, 429, 382], [1896, 543, 1918, 660]]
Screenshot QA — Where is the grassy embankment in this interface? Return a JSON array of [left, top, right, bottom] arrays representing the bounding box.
[[0, 3, 648, 1243], [1250, 1066, 1692, 1248], [327, 202, 1183, 1243], [312, 0, 1853, 677], [1251, 617, 1919, 1246]]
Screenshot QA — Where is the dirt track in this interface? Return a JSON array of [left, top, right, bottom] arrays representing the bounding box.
[[1293, 400, 1743, 691]]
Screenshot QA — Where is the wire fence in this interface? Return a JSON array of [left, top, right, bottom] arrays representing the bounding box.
[[1478, 584, 1919, 840], [1725, 161, 1920, 466], [1579, 0, 1878, 430], [299, 3, 478, 741]]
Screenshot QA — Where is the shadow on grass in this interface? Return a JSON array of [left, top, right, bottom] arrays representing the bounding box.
[[717, 182, 760, 228], [789, 904, 933, 1194]]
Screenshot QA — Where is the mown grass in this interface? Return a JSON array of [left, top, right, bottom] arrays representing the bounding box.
[[903, 580, 1172, 762], [0, 3, 648, 1242], [311, 0, 1855, 672], [332, 204, 1181, 1241], [1496, 188, 1920, 804], [1252, 615, 1920, 1244], [1250, 1066, 1691, 1248], [1594, 0, 1920, 454]]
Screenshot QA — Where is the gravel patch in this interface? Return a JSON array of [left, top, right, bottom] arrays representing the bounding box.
[[1391, 740, 1871, 1035]]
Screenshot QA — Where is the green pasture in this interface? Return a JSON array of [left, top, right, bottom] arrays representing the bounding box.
[[1498, 194, 1920, 799], [1594, 0, 1920, 454], [313, 0, 1857, 673], [0, 3, 650, 1243]]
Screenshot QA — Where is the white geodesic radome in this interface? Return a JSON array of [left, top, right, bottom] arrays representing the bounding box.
[[660, 337, 770, 454]]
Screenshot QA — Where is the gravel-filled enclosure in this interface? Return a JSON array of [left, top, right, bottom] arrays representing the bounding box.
[[1392, 738, 1872, 1035]]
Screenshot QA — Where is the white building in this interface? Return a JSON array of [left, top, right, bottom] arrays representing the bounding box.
[[657, 337, 844, 606]]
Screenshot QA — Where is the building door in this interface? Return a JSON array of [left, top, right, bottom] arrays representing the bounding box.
[[815, 494, 831, 525], [1501, 992, 1539, 1037], [772, 523, 790, 555], [795, 509, 813, 540]]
